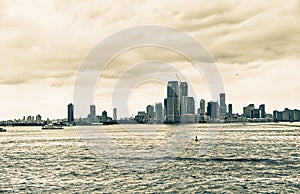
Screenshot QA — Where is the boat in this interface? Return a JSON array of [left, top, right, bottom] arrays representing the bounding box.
[[42, 124, 63, 130], [0, 127, 6, 132]]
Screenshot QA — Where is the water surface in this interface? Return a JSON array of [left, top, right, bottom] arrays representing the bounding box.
[[0, 123, 299, 193]]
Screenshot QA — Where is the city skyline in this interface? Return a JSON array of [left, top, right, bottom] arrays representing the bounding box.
[[0, 1, 299, 120], [1, 81, 300, 122]]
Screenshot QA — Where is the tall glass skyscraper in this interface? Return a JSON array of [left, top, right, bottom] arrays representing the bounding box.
[[187, 97, 195, 114], [180, 82, 188, 96], [199, 99, 206, 115], [220, 93, 227, 117], [207, 101, 220, 119], [166, 81, 180, 123], [180, 82, 188, 115], [155, 103, 163, 124], [228, 104, 233, 117], [113, 108, 117, 121], [67, 103, 74, 124]]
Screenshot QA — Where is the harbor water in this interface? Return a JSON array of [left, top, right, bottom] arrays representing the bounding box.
[[0, 123, 299, 193]]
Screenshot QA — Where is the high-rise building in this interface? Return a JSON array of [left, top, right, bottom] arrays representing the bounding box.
[[220, 93, 226, 117], [180, 96, 187, 115], [207, 101, 220, 119], [113, 108, 117, 121], [102, 110, 108, 122], [251, 109, 260, 118], [199, 99, 205, 115], [166, 81, 180, 123], [88, 104, 96, 122], [68, 103, 74, 123], [155, 103, 163, 124], [26, 115, 32, 122], [179, 82, 188, 115], [243, 104, 255, 118], [180, 82, 188, 96], [90, 105, 96, 117], [259, 104, 266, 118], [187, 97, 195, 114], [282, 108, 290, 121], [164, 98, 167, 119], [146, 105, 155, 118], [36, 114, 42, 123], [228, 104, 233, 117]]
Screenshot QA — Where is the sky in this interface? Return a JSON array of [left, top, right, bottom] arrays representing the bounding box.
[[0, 0, 299, 120]]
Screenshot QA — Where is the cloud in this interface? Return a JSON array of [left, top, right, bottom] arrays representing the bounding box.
[[0, 0, 299, 118], [0, 0, 299, 85]]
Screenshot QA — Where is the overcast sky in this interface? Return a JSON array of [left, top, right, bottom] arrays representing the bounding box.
[[0, 0, 299, 120]]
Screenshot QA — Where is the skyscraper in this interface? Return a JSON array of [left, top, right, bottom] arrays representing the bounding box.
[[180, 82, 188, 115], [155, 103, 163, 123], [199, 99, 205, 115], [36, 114, 42, 123], [164, 98, 167, 119], [207, 101, 220, 119], [220, 93, 226, 117], [166, 81, 180, 123], [88, 104, 96, 122], [180, 96, 187, 115], [90, 105, 96, 117], [187, 97, 195, 114], [228, 104, 233, 117], [146, 105, 155, 118], [259, 104, 266, 118], [180, 82, 188, 96], [243, 104, 255, 118], [113, 108, 117, 121], [102, 110, 108, 122], [67, 103, 74, 124]]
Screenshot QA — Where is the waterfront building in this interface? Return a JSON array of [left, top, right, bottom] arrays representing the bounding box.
[[243, 104, 255, 118], [26, 115, 32, 123], [180, 96, 188, 115], [146, 105, 155, 118], [180, 82, 188, 96], [36, 114, 42, 123], [220, 93, 227, 117], [282, 108, 290, 121], [166, 81, 180, 123], [113, 108, 117, 121], [181, 114, 199, 123], [251, 109, 260, 118], [155, 103, 163, 123], [207, 101, 220, 119], [199, 99, 205, 115], [88, 104, 97, 122], [102, 110, 108, 122], [180, 82, 188, 115], [259, 104, 266, 118], [273, 108, 300, 122], [90, 105, 96, 117], [228, 104, 233, 117], [164, 98, 167, 119], [134, 111, 149, 123], [67, 103, 74, 124], [187, 97, 195, 114]]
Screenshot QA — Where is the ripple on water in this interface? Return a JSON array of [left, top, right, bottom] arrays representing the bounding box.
[[0, 125, 299, 193]]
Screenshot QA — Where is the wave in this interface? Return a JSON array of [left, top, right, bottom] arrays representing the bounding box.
[[175, 157, 294, 165]]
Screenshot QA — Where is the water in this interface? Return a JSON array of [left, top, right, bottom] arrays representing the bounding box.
[[0, 123, 299, 193]]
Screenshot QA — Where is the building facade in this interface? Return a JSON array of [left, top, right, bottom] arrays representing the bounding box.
[[67, 103, 74, 124], [220, 93, 227, 117], [166, 81, 180, 123]]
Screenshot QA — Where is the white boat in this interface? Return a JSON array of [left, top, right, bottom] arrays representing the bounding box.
[[42, 124, 63, 130]]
